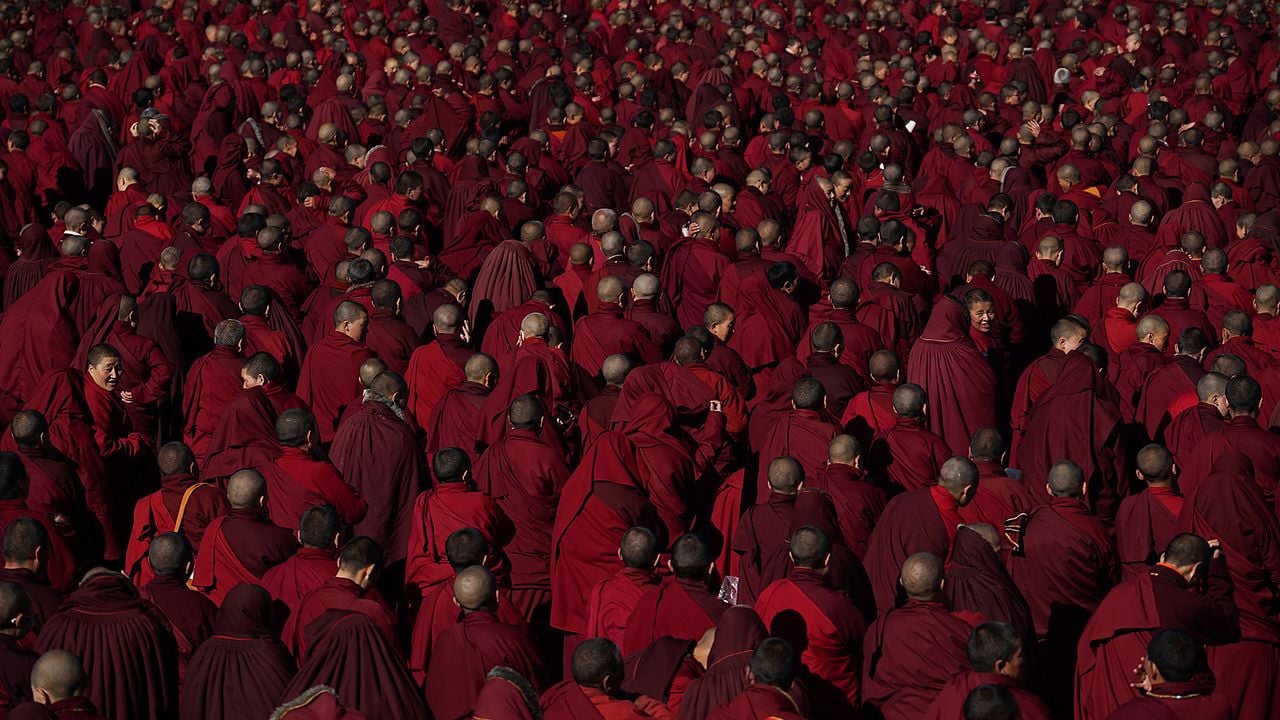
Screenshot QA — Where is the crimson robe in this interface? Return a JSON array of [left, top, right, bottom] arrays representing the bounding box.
[[1113, 343, 1168, 422], [856, 283, 926, 363], [260, 546, 339, 616], [755, 568, 866, 714], [662, 236, 731, 330], [571, 302, 662, 379], [406, 335, 470, 426], [0, 271, 78, 403], [181, 584, 296, 720], [363, 309, 419, 375], [805, 465, 886, 559], [280, 611, 428, 719], [478, 337, 574, 447], [330, 399, 426, 563], [924, 670, 1051, 720], [124, 473, 227, 580], [907, 300, 999, 454], [840, 381, 898, 449], [1108, 682, 1233, 720], [622, 575, 729, 655], [861, 599, 973, 720], [732, 493, 796, 605], [262, 446, 367, 530], [754, 409, 840, 502], [1136, 355, 1204, 442], [957, 461, 1034, 529], [1072, 273, 1134, 326], [1163, 403, 1226, 470], [181, 345, 245, 462], [425, 610, 544, 720], [704, 685, 804, 720], [404, 483, 515, 592], [192, 508, 298, 605], [944, 527, 1033, 639], [542, 681, 679, 720], [1115, 487, 1183, 578], [426, 381, 491, 461], [863, 486, 961, 613], [470, 240, 541, 328], [139, 574, 217, 680], [296, 332, 376, 443], [200, 386, 282, 482], [283, 576, 396, 659], [550, 432, 665, 634], [868, 416, 953, 493], [35, 574, 177, 720], [475, 427, 571, 598], [585, 567, 660, 647], [1178, 415, 1280, 501]]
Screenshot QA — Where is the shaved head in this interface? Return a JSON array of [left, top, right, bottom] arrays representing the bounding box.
[[520, 312, 549, 338], [891, 383, 926, 417], [453, 565, 497, 611], [601, 354, 632, 385], [963, 523, 1002, 551], [226, 469, 267, 508], [900, 552, 944, 599], [464, 353, 496, 383], [1047, 460, 1085, 497], [359, 358, 388, 388], [968, 428, 1004, 462], [30, 649, 87, 703], [767, 456, 804, 493], [619, 527, 659, 568], [828, 434, 860, 464]]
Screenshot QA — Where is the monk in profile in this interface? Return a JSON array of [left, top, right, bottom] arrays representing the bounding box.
[[541, 638, 678, 719], [297, 300, 376, 443]]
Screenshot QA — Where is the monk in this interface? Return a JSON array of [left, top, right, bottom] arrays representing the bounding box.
[[958, 429, 1034, 529], [542, 638, 679, 720], [627, 274, 681, 356], [297, 301, 376, 443], [1113, 315, 1170, 422], [181, 320, 246, 462], [1115, 445, 1185, 578], [363, 280, 420, 374], [138, 533, 216, 678], [799, 323, 865, 420], [1146, 271, 1213, 358], [584, 527, 661, 648], [922, 622, 1047, 720], [1092, 282, 1146, 364], [1007, 460, 1118, 711], [1108, 631, 1234, 720], [404, 447, 514, 595], [1010, 317, 1089, 454], [702, 304, 755, 400], [1072, 247, 1133, 326], [840, 350, 901, 448], [907, 298, 998, 455], [734, 457, 802, 604], [1075, 533, 1239, 720], [405, 305, 471, 425], [240, 351, 304, 415], [427, 353, 497, 462], [237, 285, 301, 381], [866, 383, 952, 493], [261, 408, 367, 529], [282, 536, 396, 659], [181, 584, 296, 720], [7, 411, 82, 562], [475, 394, 571, 622], [753, 379, 840, 502], [549, 432, 666, 638], [864, 457, 977, 613], [36, 569, 177, 720], [622, 534, 730, 655], [571, 276, 661, 381], [424, 566, 544, 720], [1180, 376, 1280, 497], [702, 638, 806, 720], [191, 469, 298, 605], [862, 553, 974, 720], [663, 210, 731, 329], [1, 520, 63, 631], [754, 526, 867, 717], [260, 505, 342, 616], [856, 263, 925, 363], [82, 344, 151, 510], [797, 277, 884, 377], [1205, 310, 1276, 376], [12, 650, 110, 720], [330, 371, 425, 570], [1136, 328, 1209, 442], [805, 435, 886, 559], [478, 312, 574, 448], [581, 355, 631, 444], [0, 581, 37, 707], [1163, 372, 1229, 469]]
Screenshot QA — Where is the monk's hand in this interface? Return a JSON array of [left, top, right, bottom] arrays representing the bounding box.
[[119, 390, 136, 404], [414, 257, 432, 269], [709, 400, 723, 413], [1092, 67, 1105, 77], [1025, 119, 1041, 138], [1207, 538, 1222, 559], [1130, 656, 1152, 691], [459, 321, 472, 344]]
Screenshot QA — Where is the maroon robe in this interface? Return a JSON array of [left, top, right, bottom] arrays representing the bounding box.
[[732, 492, 797, 605], [1115, 486, 1183, 578], [283, 576, 396, 659], [680, 607, 769, 720], [124, 473, 227, 579], [861, 599, 974, 720], [662, 236, 731, 329], [425, 610, 544, 720], [478, 337, 573, 447], [1136, 356, 1205, 442], [571, 302, 662, 379], [868, 416, 953, 494], [181, 345, 245, 462], [329, 400, 425, 564], [280, 611, 429, 719], [405, 334, 470, 427], [363, 310, 419, 375], [262, 446, 367, 530], [754, 409, 840, 502], [426, 381, 490, 461], [622, 575, 730, 655], [200, 386, 282, 482], [297, 332, 376, 443], [470, 240, 541, 329], [192, 508, 298, 605], [956, 461, 1035, 530], [907, 300, 998, 454], [404, 483, 515, 593], [139, 574, 217, 680], [863, 485, 963, 614], [856, 283, 926, 364], [924, 670, 1051, 720], [260, 546, 339, 616], [35, 574, 177, 720], [1164, 402, 1226, 470], [1114, 342, 1169, 422], [585, 567, 660, 648], [181, 584, 296, 720], [805, 464, 887, 559], [944, 527, 1033, 639]]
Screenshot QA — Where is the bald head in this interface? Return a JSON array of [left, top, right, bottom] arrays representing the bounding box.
[[900, 552, 945, 600], [520, 312, 549, 339], [1136, 444, 1174, 485], [892, 383, 926, 418], [1209, 353, 1246, 378], [147, 533, 191, 576], [30, 650, 87, 703], [828, 434, 860, 465], [1117, 282, 1147, 311], [432, 303, 461, 333], [596, 275, 625, 304], [464, 353, 497, 384], [633, 273, 660, 300], [963, 523, 1002, 552], [1136, 314, 1170, 349], [226, 469, 267, 508], [1047, 460, 1085, 497], [1196, 371, 1230, 405], [619, 526, 659, 569], [939, 456, 979, 499], [601, 354, 632, 386], [767, 456, 804, 493], [968, 428, 1004, 463], [453, 565, 497, 611], [359, 357, 388, 388]]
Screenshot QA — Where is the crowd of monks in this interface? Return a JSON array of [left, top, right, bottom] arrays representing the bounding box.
[[2, 0, 1280, 719]]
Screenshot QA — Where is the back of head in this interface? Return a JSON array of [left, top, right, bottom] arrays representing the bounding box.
[[147, 532, 191, 576], [508, 393, 544, 429], [226, 469, 267, 509], [670, 533, 713, 579], [619, 526, 659, 569], [520, 312, 550, 339], [939, 456, 978, 494], [2, 517, 47, 563], [299, 505, 341, 548], [275, 408, 315, 447], [828, 434, 860, 464], [750, 638, 798, 690], [338, 536, 383, 574], [572, 638, 624, 689], [9, 410, 47, 449], [1163, 532, 1211, 569], [1136, 444, 1174, 484], [900, 551, 944, 599], [767, 456, 804, 494], [214, 319, 245, 348], [1223, 310, 1252, 338], [465, 353, 497, 383], [240, 285, 271, 316], [1147, 629, 1205, 683], [968, 428, 1004, 463], [963, 685, 1017, 720], [789, 526, 831, 569], [791, 377, 825, 410], [1226, 375, 1262, 414], [869, 350, 900, 381], [445, 528, 489, 570], [891, 383, 926, 417], [1197, 371, 1230, 402], [1047, 460, 1085, 497], [433, 447, 471, 484], [967, 622, 1021, 673], [29, 649, 87, 703], [1209, 353, 1246, 378], [453, 565, 496, 611]]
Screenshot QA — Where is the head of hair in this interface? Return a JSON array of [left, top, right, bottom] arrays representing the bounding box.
[[275, 408, 316, 447], [1136, 444, 1174, 484], [791, 377, 826, 410], [226, 469, 267, 508], [963, 685, 1017, 720], [8, 410, 47, 448], [790, 526, 831, 568], [750, 638, 798, 690], [156, 442, 195, 476], [2, 517, 46, 563], [1226, 375, 1262, 413], [1047, 460, 1085, 497], [767, 456, 804, 493], [670, 533, 714, 579], [28, 650, 87, 704], [572, 638, 624, 689], [338, 536, 383, 574], [967, 622, 1022, 673], [1163, 532, 1211, 569], [968, 428, 1004, 463], [445, 528, 489, 570], [900, 552, 945, 599], [453, 565, 497, 611], [299, 505, 341, 548], [619, 527, 660, 569], [1147, 629, 1205, 683], [147, 533, 191, 576], [892, 383, 926, 417]]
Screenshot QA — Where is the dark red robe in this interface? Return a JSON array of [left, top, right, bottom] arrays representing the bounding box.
[[405, 335, 470, 426], [262, 446, 367, 530], [283, 576, 396, 659], [296, 332, 376, 443], [425, 610, 544, 720], [924, 670, 1051, 720], [180, 345, 245, 462], [863, 486, 959, 613], [805, 464, 886, 559], [861, 599, 973, 720], [192, 508, 298, 605], [867, 416, 953, 494], [906, 300, 998, 454]]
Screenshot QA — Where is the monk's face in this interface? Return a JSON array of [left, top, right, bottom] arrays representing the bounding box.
[[1059, 331, 1086, 354], [241, 369, 265, 389], [88, 356, 123, 391], [997, 643, 1026, 680], [342, 315, 369, 342], [968, 301, 996, 334]]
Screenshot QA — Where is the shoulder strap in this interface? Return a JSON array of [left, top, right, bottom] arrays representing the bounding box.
[[173, 483, 213, 532]]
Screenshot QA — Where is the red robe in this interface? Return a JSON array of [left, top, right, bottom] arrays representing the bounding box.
[[754, 568, 867, 713], [805, 464, 886, 559], [424, 610, 544, 720], [180, 345, 245, 462], [863, 486, 960, 614], [297, 332, 376, 443], [570, 302, 662, 379], [426, 381, 490, 462], [363, 310, 420, 375], [622, 575, 729, 655], [283, 576, 396, 659], [404, 483, 515, 593], [1113, 342, 1168, 422], [260, 546, 339, 616], [542, 681, 679, 720], [732, 493, 797, 605], [906, 300, 999, 454], [262, 446, 367, 529], [477, 337, 573, 447], [753, 409, 840, 502], [1136, 355, 1204, 442], [1114, 487, 1182, 578], [330, 400, 426, 563], [704, 685, 804, 720], [405, 334, 470, 426], [924, 670, 1051, 720], [124, 473, 227, 580], [861, 599, 974, 720], [192, 508, 298, 605], [868, 416, 953, 494], [957, 461, 1034, 529], [1163, 402, 1226, 470], [585, 567, 660, 647]]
